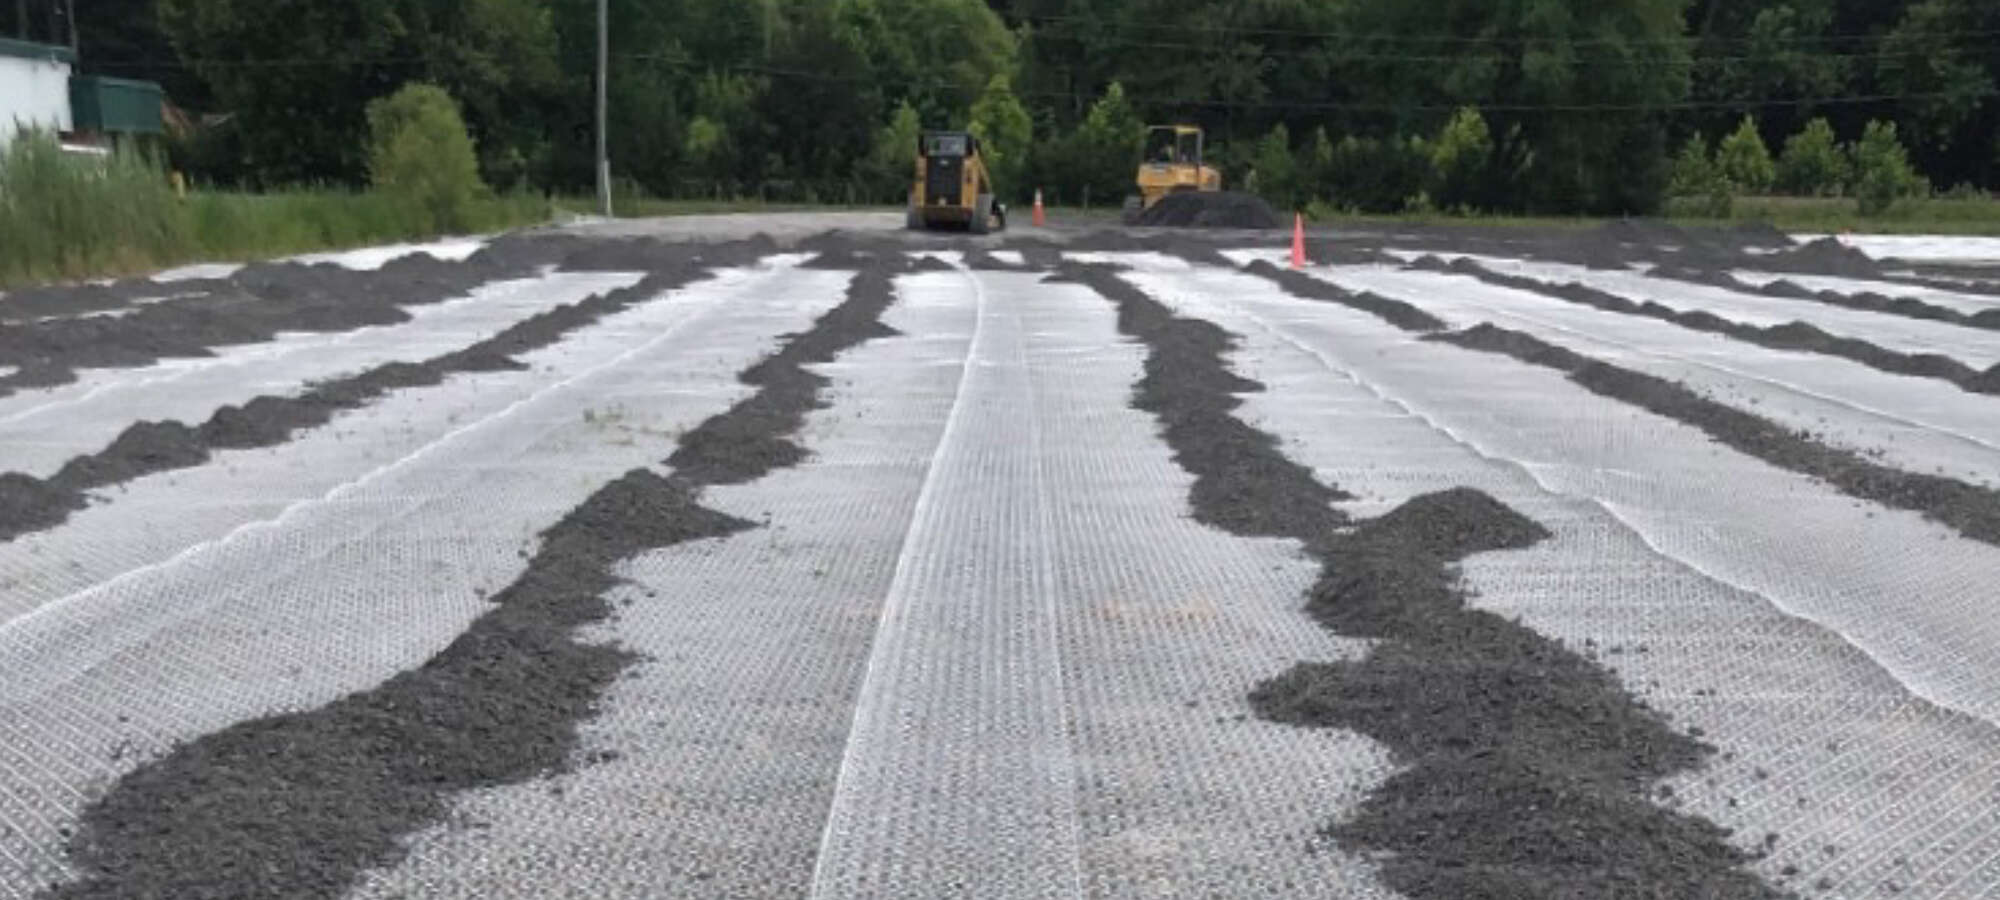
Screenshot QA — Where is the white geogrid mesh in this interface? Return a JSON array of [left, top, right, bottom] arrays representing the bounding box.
[[1125, 255, 2000, 899], [1391, 251, 2000, 370], [0, 264, 800, 625], [1015, 277, 1394, 900], [0, 271, 644, 478], [346, 266, 981, 900], [0, 260, 847, 897], [1274, 261, 2000, 488], [148, 236, 492, 283], [345, 266, 1397, 900], [1730, 271, 2000, 316], [1794, 235, 2000, 265]]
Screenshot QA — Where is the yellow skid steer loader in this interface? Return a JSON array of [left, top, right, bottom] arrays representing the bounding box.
[[908, 131, 1007, 234]]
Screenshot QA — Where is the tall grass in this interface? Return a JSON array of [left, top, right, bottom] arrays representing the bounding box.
[[0, 134, 187, 283], [0, 132, 549, 288]]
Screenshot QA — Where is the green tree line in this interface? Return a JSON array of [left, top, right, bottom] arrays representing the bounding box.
[[72, 0, 2000, 215]]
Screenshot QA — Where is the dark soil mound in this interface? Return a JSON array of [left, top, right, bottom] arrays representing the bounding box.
[[1244, 260, 1447, 332], [0, 473, 87, 538], [52, 422, 209, 488], [667, 262, 901, 485], [1133, 191, 1282, 229], [1433, 323, 2000, 548], [1346, 755, 1780, 900], [1352, 486, 1552, 561], [1773, 237, 1881, 278], [1729, 222, 1796, 250], [1069, 267, 1780, 899]]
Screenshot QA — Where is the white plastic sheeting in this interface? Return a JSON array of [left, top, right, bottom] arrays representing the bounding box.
[[1128, 254, 2000, 900], [0, 271, 644, 479], [0, 260, 845, 895]]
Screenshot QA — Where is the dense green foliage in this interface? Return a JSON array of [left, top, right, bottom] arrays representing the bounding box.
[[1777, 118, 1850, 196], [73, 0, 2000, 215], [1852, 120, 1927, 215], [365, 84, 490, 233], [1717, 116, 1777, 195]]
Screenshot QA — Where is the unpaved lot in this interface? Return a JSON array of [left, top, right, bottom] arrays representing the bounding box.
[[2, 219, 1997, 900]]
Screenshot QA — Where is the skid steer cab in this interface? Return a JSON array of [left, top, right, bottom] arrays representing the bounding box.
[[908, 131, 1007, 234]]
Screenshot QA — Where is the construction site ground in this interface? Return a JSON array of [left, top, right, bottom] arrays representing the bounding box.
[[1, 213, 1998, 899]]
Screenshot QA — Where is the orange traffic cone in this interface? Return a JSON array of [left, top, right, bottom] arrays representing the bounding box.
[[1290, 213, 1308, 269], [1033, 189, 1047, 228]]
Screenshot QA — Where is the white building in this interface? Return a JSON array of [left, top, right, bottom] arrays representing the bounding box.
[[0, 36, 74, 147]]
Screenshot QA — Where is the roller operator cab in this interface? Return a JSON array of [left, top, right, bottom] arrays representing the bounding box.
[[908, 131, 1006, 234]]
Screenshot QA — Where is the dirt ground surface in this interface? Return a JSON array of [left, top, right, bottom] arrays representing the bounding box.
[[3, 215, 1998, 900]]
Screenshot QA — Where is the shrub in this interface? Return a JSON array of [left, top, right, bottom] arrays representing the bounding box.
[[1777, 118, 1848, 196], [1850, 120, 1927, 216], [969, 74, 1032, 202], [1325, 135, 1431, 213], [1668, 134, 1733, 218], [862, 102, 921, 204], [1430, 107, 1494, 212], [1716, 115, 1775, 194], [1066, 82, 1144, 206], [1250, 123, 1299, 211], [365, 83, 489, 233]]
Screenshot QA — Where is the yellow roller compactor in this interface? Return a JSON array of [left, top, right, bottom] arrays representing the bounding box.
[[908, 131, 1007, 234]]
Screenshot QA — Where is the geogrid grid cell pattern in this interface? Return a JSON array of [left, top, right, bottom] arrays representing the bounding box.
[[1123, 255, 2000, 899], [1730, 271, 2000, 316], [0, 271, 643, 479], [1017, 276, 1394, 899], [0, 261, 850, 896], [7, 232, 2000, 900], [0, 264, 783, 624], [1408, 252, 2000, 370], [346, 265, 980, 899], [347, 266, 1400, 899], [811, 270, 1399, 900], [1268, 260, 2000, 488]]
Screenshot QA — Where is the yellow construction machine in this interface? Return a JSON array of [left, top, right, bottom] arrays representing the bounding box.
[[1123, 124, 1223, 223], [907, 130, 1007, 234]]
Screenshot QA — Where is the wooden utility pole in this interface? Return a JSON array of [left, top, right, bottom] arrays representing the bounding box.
[[596, 0, 612, 217], [15, 0, 26, 40], [64, 0, 76, 57]]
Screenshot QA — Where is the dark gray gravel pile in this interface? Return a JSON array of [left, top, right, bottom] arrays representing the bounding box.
[[1651, 265, 2000, 333], [1435, 323, 2000, 549], [0, 238, 584, 400], [42, 252, 909, 900], [1241, 259, 1448, 332], [1412, 255, 2000, 395], [1069, 264, 1785, 899], [1052, 263, 1348, 539], [0, 239, 775, 543], [1131, 191, 1283, 230]]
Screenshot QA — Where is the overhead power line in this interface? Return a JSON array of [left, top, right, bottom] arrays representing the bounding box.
[[1013, 12, 2000, 50], [1017, 29, 2000, 66], [90, 47, 1992, 115], [621, 53, 1994, 114]]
